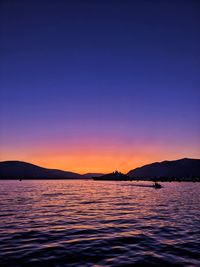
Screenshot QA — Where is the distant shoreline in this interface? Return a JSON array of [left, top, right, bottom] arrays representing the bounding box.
[[1, 158, 200, 181], [0, 178, 200, 182]]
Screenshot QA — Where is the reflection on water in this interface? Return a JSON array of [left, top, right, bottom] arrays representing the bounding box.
[[0, 180, 200, 266]]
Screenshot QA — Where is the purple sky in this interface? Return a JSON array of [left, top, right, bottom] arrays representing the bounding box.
[[0, 0, 199, 173]]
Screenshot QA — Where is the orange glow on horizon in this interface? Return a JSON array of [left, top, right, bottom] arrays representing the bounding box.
[[1, 140, 199, 174]]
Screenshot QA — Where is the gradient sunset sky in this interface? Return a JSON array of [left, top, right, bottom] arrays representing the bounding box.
[[0, 0, 199, 173]]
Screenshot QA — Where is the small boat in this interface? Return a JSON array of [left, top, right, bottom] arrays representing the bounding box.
[[153, 182, 162, 189]]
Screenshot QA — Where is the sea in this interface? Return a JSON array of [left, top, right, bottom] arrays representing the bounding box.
[[0, 180, 200, 267]]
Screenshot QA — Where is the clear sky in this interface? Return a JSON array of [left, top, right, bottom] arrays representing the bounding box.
[[0, 0, 199, 173]]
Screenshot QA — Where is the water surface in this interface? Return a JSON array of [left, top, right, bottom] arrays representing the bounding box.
[[0, 180, 200, 266]]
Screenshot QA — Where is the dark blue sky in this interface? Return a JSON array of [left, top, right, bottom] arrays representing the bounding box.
[[0, 0, 199, 172]]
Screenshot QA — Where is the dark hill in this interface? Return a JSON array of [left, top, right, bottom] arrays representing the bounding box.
[[0, 161, 82, 179], [127, 158, 200, 179]]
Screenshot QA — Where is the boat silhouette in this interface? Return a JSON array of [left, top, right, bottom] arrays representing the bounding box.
[[153, 182, 162, 189]]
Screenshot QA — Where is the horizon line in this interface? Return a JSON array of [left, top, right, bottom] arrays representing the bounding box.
[[0, 157, 199, 175]]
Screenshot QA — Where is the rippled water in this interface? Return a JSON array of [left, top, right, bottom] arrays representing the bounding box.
[[0, 180, 200, 267]]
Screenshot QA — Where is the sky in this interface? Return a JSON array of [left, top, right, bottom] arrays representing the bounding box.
[[0, 0, 200, 173]]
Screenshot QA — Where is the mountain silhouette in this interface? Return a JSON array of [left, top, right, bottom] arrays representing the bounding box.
[[0, 161, 82, 179], [1, 158, 200, 180], [127, 158, 200, 179]]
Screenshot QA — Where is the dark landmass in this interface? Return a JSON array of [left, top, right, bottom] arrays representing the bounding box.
[[83, 173, 104, 178], [0, 161, 83, 179], [94, 158, 200, 182], [93, 171, 130, 181], [127, 158, 200, 181], [0, 158, 200, 181]]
